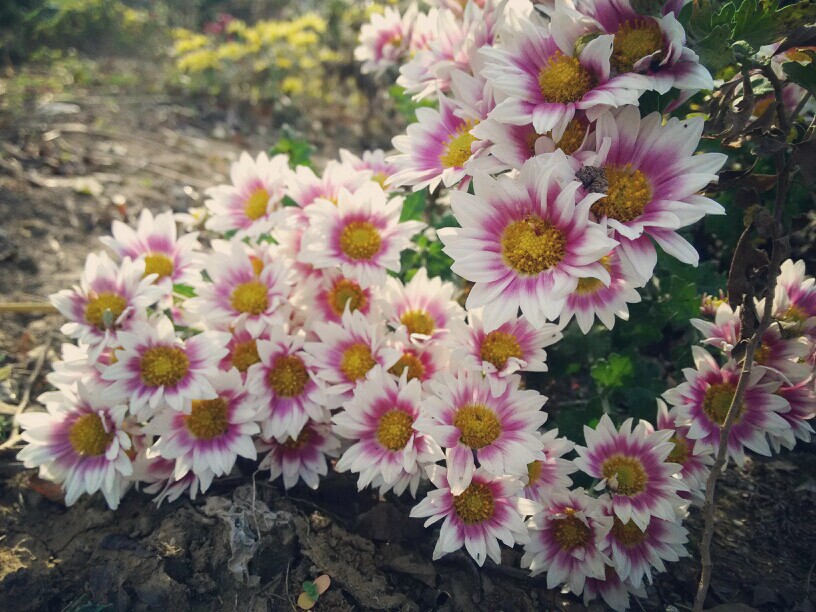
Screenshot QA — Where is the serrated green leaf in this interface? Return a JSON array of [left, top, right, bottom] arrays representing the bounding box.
[[783, 60, 816, 97], [590, 353, 634, 390], [400, 190, 427, 222]]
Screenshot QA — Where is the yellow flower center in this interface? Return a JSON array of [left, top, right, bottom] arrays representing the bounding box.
[[592, 165, 652, 223], [702, 382, 743, 425], [575, 255, 611, 295], [372, 172, 388, 187], [140, 345, 190, 387], [282, 426, 312, 450], [753, 343, 771, 365], [601, 455, 648, 496], [84, 292, 128, 330], [230, 281, 270, 315], [400, 309, 435, 336], [527, 460, 543, 486], [501, 216, 566, 275], [554, 118, 587, 154], [376, 409, 415, 451], [185, 397, 229, 440], [667, 434, 690, 465], [340, 343, 376, 381], [143, 253, 174, 279], [611, 517, 647, 547], [612, 19, 663, 73], [480, 330, 523, 370], [538, 52, 595, 104], [454, 403, 501, 449], [68, 413, 113, 456], [440, 121, 478, 169], [327, 278, 367, 317], [388, 351, 426, 382], [339, 221, 382, 260], [268, 354, 309, 397], [231, 339, 261, 372], [453, 482, 495, 525], [782, 304, 808, 323], [553, 508, 592, 550], [244, 187, 270, 220]]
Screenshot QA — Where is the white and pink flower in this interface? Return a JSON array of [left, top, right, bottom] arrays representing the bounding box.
[[286, 160, 372, 209], [354, 5, 416, 75], [257, 418, 341, 490], [521, 430, 577, 504]]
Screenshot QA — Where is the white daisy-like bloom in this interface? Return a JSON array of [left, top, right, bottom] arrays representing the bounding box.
[[774, 259, 816, 326], [101, 314, 230, 418], [386, 328, 451, 389], [333, 367, 444, 494], [245, 328, 328, 439], [521, 430, 577, 505], [185, 240, 293, 336], [308, 269, 378, 326], [574, 414, 687, 529], [354, 4, 416, 75], [410, 465, 537, 566], [338, 148, 399, 191], [131, 450, 208, 506], [521, 488, 612, 593], [46, 343, 112, 393], [286, 160, 372, 209], [17, 381, 133, 509], [101, 208, 200, 299], [438, 154, 617, 330], [204, 151, 292, 238], [257, 419, 341, 490], [218, 323, 268, 378], [416, 370, 548, 494], [379, 268, 465, 342], [770, 381, 816, 453], [144, 368, 260, 486], [304, 308, 401, 408], [449, 307, 561, 394], [299, 183, 425, 289], [582, 569, 647, 612], [50, 252, 164, 360]]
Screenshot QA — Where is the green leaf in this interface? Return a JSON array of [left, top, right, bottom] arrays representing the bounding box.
[[302, 581, 319, 601], [388, 84, 437, 121], [783, 59, 816, 97], [590, 353, 634, 390], [400, 189, 427, 222], [732, 0, 780, 52], [271, 130, 314, 169], [173, 284, 196, 298]]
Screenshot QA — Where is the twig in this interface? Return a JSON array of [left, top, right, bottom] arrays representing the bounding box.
[[0, 302, 58, 314]]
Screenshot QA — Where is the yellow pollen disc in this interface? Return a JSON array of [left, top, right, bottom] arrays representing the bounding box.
[[554, 118, 587, 154], [140, 345, 189, 387], [753, 343, 771, 365], [440, 121, 478, 169], [453, 482, 495, 525], [376, 409, 415, 451], [782, 304, 808, 323], [702, 382, 743, 425], [667, 434, 690, 465], [592, 165, 652, 223], [250, 256, 265, 276], [400, 309, 435, 336], [339, 221, 382, 260], [372, 172, 388, 187], [230, 281, 270, 315], [84, 292, 128, 330], [388, 351, 426, 382], [283, 426, 312, 450], [501, 216, 566, 276], [480, 330, 523, 370], [454, 403, 501, 449], [143, 253, 174, 279], [527, 460, 543, 485], [575, 255, 611, 295], [268, 355, 309, 397], [601, 455, 648, 496], [612, 19, 663, 73], [244, 187, 270, 220], [68, 413, 113, 456], [611, 517, 647, 547], [328, 278, 367, 316], [554, 508, 592, 550], [231, 339, 261, 372], [340, 343, 376, 382], [538, 52, 595, 104], [185, 398, 229, 440]]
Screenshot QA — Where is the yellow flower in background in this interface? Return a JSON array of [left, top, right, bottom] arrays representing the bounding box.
[[281, 76, 304, 95], [177, 49, 220, 73]]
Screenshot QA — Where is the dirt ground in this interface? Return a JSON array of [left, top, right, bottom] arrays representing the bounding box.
[[1, 62, 815, 612]]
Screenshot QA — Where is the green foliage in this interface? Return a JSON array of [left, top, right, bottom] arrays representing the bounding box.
[[399, 190, 427, 222], [388, 85, 437, 122], [271, 130, 314, 169], [782, 55, 816, 97], [590, 353, 634, 391]]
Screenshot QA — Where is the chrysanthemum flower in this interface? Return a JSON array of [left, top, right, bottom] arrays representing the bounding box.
[[577, 107, 727, 281], [218, 323, 267, 378], [257, 419, 341, 490], [299, 183, 425, 288], [339, 148, 399, 191], [310, 269, 377, 325], [656, 399, 713, 506], [145, 368, 260, 484], [662, 347, 792, 465], [246, 328, 328, 439], [102, 315, 230, 417], [769, 381, 816, 452], [521, 488, 612, 592], [286, 160, 372, 208], [50, 252, 164, 360], [354, 5, 416, 75], [132, 451, 207, 506], [101, 209, 200, 298], [449, 307, 561, 394], [480, 19, 649, 141], [333, 367, 443, 493], [582, 568, 646, 612], [416, 370, 547, 494], [204, 151, 292, 238], [17, 382, 133, 509], [574, 415, 686, 529], [559, 249, 643, 333], [775, 259, 816, 323], [304, 308, 401, 408], [46, 343, 112, 393], [387, 329, 450, 388], [410, 465, 536, 565], [438, 155, 617, 330], [186, 240, 293, 336], [521, 430, 577, 504], [380, 268, 464, 342]]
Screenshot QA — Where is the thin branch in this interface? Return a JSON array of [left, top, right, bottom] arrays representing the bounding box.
[[0, 302, 58, 313]]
